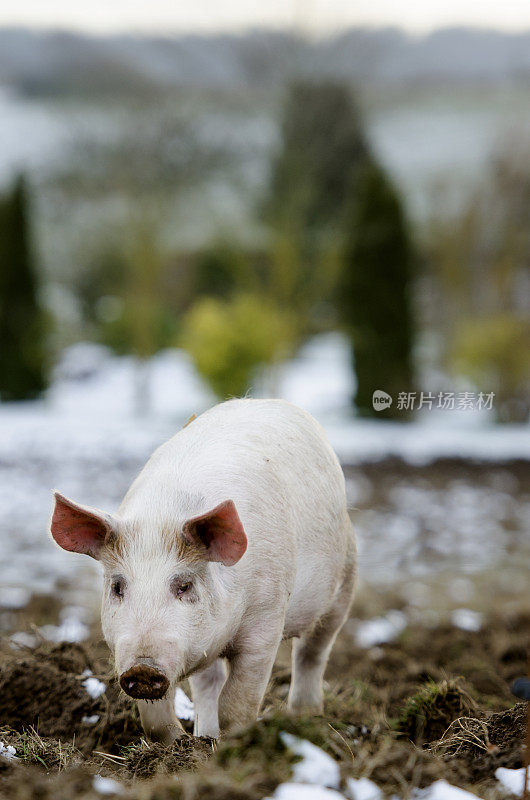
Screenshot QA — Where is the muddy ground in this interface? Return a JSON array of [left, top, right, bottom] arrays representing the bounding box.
[[0, 456, 528, 799], [0, 592, 528, 800]]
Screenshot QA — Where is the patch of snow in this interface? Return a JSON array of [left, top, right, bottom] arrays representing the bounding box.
[[345, 777, 382, 800], [280, 733, 340, 789], [83, 676, 106, 699], [39, 613, 89, 643], [413, 779, 481, 800], [82, 715, 100, 725], [275, 333, 355, 418], [267, 784, 346, 800], [0, 586, 31, 609], [174, 687, 194, 721], [327, 417, 530, 466], [10, 631, 38, 648], [0, 742, 17, 760], [39, 606, 92, 643], [496, 767, 529, 795], [48, 346, 213, 420], [451, 609, 483, 632], [54, 342, 112, 382], [354, 611, 407, 648], [93, 774, 124, 795]]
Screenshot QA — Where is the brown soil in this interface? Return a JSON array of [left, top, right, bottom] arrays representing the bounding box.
[[125, 735, 214, 778], [0, 641, 143, 754], [0, 592, 528, 799]]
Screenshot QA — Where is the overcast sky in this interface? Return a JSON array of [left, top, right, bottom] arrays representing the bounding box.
[[1, 0, 530, 35]]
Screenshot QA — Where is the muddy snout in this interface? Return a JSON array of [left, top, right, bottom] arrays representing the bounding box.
[[119, 664, 169, 700]]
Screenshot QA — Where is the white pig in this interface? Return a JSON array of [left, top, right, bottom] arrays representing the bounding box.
[[50, 398, 356, 742]]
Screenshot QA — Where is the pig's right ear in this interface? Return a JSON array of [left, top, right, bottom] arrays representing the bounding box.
[[50, 492, 116, 560]]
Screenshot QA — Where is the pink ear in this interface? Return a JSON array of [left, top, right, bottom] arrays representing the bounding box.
[[50, 492, 113, 560], [182, 500, 247, 567]]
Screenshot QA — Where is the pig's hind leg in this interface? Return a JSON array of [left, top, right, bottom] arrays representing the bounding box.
[[189, 658, 227, 738], [288, 553, 356, 714]]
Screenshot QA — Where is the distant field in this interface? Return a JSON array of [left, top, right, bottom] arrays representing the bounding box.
[[2, 81, 530, 236]]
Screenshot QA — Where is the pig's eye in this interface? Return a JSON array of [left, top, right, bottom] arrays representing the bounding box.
[[111, 576, 126, 599], [170, 577, 192, 599]]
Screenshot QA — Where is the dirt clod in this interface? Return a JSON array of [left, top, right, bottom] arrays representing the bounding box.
[[398, 678, 477, 744]]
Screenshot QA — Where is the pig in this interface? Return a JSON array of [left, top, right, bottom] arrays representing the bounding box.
[[50, 398, 356, 742]]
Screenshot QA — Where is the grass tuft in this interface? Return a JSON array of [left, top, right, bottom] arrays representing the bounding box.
[[397, 678, 477, 744]]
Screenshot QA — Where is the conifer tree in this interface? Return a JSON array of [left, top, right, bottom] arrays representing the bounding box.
[[338, 163, 415, 418], [268, 82, 369, 316], [0, 176, 46, 400]]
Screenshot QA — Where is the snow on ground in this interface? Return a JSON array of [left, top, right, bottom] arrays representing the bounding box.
[[495, 767, 529, 795], [35, 335, 530, 464], [345, 778, 382, 800], [264, 742, 484, 800], [329, 417, 530, 466], [93, 775, 124, 796], [412, 780, 479, 800], [82, 673, 107, 700], [353, 611, 408, 648], [265, 736, 343, 800], [280, 733, 340, 789], [39, 605, 91, 643], [174, 688, 195, 721], [82, 715, 100, 725], [0, 334, 528, 597], [0, 742, 18, 761], [267, 785, 345, 800], [450, 608, 483, 632]]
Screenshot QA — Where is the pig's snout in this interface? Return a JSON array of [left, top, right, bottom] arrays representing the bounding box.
[[119, 665, 169, 700]]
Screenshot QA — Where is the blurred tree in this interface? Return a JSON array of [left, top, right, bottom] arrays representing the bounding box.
[[266, 81, 369, 324], [452, 314, 530, 422], [427, 145, 530, 421], [0, 176, 47, 400], [338, 163, 415, 418], [181, 293, 295, 399], [98, 222, 176, 414], [193, 242, 254, 299], [75, 247, 127, 329], [270, 81, 368, 233]]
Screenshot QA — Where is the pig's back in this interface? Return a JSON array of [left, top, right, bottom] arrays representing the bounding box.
[[122, 399, 352, 626]]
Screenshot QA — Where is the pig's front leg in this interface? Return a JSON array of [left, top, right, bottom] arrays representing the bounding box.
[[137, 694, 185, 744], [190, 658, 227, 738], [218, 620, 283, 733]]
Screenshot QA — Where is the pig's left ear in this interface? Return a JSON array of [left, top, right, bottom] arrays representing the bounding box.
[[182, 500, 247, 566], [50, 492, 117, 560]]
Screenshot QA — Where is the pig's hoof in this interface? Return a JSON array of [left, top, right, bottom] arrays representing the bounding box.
[[119, 665, 169, 700]]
